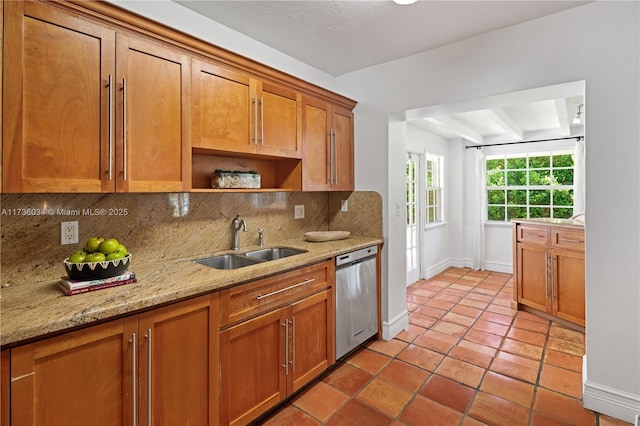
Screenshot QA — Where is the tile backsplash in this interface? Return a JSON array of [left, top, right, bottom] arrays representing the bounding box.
[[1, 191, 382, 287]]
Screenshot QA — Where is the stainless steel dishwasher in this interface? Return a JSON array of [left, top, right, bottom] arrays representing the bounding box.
[[335, 245, 378, 359]]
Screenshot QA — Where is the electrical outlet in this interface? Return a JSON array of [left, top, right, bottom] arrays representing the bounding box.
[[61, 221, 79, 245], [341, 200, 349, 212], [294, 205, 305, 219]]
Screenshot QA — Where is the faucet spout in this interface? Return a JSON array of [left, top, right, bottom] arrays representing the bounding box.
[[232, 214, 248, 250]]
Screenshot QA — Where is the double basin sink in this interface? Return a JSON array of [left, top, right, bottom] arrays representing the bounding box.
[[194, 247, 307, 270]]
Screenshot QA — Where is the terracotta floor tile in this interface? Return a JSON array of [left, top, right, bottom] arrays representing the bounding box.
[[450, 283, 476, 292], [414, 305, 447, 319], [425, 299, 456, 310], [400, 395, 464, 426], [406, 302, 420, 312], [322, 363, 373, 396], [480, 371, 534, 408], [494, 350, 541, 370], [472, 319, 510, 336], [449, 345, 493, 368], [410, 288, 439, 298], [513, 317, 549, 334], [492, 297, 513, 307], [443, 287, 470, 297], [367, 339, 409, 358], [406, 294, 428, 305], [458, 339, 498, 357], [419, 374, 476, 413], [451, 304, 483, 319], [464, 329, 504, 348], [533, 388, 596, 425], [490, 357, 539, 384], [501, 338, 544, 360], [432, 320, 469, 338], [479, 311, 515, 326], [293, 381, 350, 422], [516, 310, 550, 324], [356, 378, 413, 418], [598, 414, 635, 426], [485, 304, 517, 316], [547, 336, 585, 357], [549, 324, 585, 344], [397, 344, 444, 372], [539, 363, 583, 398], [262, 405, 321, 426], [442, 312, 477, 327], [434, 357, 486, 388], [543, 349, 583, 373], [413, 334, 454, 354], [531, 412, 568, 426], [423, 329, 460, 345], [346, 348, 391, 374], [468, 392, 530, 426], [326, 399, 393, 426], [467, 293, 494, 303], [507, 327, 548, 347], [459, 299, 489, 310], [408, 312, 437, 329], [378, 359, 430, 392], [462, 417, 489, 426], [435, 293, 463, 304]]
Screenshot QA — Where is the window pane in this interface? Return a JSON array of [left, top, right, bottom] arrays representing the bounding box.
[[507, 206, 527, 220], [487, 171, 505, 186], [428, 207, 435, 223], [553, 154, 574, 167], [507, 157, 526, 169], [529, 169, 550, 185], [529, 190, 550, 205], [507, 170, 526, 186], [487, 189, 505, 204], [530, 207, 551, 218], [488, 206, 505, 221], [553, 169, 574, 185], [486, 158, 504, 170], [553, 207, 573, 218], [553, 189, 573, 206], [529, 155, 550, 168], [507, 189, 526, 205], [426, 171, 433, 186]]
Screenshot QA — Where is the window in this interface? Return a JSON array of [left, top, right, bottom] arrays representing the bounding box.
[[406, 153, 419, 273], [425, 154, 443, 225], [486, 151, 574, 221]]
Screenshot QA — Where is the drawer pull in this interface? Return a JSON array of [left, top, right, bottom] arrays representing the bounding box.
[[525, 233, 545, 238], [256, 278, 316, 300], [559, 238, 582, 243]]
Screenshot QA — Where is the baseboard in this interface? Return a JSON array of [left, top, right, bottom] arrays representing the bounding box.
[[583, 356, 640, 423], [381, 309, 408, 341], [421, 257, 512, 279], [483, 260, 512, 274], [423, 259, 452, 279]]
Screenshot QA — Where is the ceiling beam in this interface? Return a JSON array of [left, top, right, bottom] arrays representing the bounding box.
[[488, 108, 523, 140], [425, 116, 484, 144], [554, 98, 571, 136]]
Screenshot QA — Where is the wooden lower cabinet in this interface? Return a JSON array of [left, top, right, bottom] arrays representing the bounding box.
[[513, 222, 585, 326], [9, 293, 219, 425]]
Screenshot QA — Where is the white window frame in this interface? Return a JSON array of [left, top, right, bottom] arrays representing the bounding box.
[[425, 153, 444, 227]]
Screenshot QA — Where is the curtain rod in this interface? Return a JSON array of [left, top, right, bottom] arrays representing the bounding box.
[[464, 136, 583, 150]]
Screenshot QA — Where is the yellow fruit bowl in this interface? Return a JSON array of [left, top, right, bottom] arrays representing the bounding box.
[[64, 254, 132, 281]]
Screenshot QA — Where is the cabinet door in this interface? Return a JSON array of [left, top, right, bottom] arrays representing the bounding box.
[[10, 317, 137, 426], [3, 1, 115, 192], [115, 33, 190, 192], [192, 60, 256, 155], [289, 290, 334, 393], [301, 97, 331, 191], [138, 293, 219, 426], [552, 249, 585, 326], [331, 105, 355, 191], [516, 243, 549, 312], [259, 82, 301, 158], [1, 350, 8, 426], [220, 308, 287, 426]]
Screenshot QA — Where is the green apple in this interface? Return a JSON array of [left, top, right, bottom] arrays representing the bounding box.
[[85, 237, 105, 253], [68, 250, 87, 263], [85, 252, 106, 262], [98, 238, 120, 255]]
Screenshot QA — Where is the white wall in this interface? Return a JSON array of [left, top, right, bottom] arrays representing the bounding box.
[[336, 2, 640, 421]]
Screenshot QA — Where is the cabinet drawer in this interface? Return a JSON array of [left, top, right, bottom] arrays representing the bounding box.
[[220, 260, 333, 327], [516, 225, 549, 245], [552, 229, 585, 251]]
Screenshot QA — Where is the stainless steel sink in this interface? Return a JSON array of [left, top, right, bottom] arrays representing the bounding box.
[[243, 247, 308, 261], [195, 254, 263, 270]]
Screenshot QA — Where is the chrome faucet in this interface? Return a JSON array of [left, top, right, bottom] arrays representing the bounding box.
[[231, 214, 248, 250], [258, 228, 264, 247]]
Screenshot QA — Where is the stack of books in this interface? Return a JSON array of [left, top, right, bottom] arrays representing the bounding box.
[[58, 270, 137, 296]]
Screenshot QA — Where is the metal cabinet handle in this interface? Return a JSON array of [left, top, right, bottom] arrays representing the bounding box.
[[290, 317, 295, 372], [545, 254, 549, 297], [252, 97, 258, 145], [256, 278, 316, 300], [326, 132, 332, 184], [260, 96, 264, 146], [551, 255, 556, 301], [122, 78, 128, 181], [332, 130, 337, 184], [131, 333, 137, 426], [145, 329, 152, 426], [281, 321, 289, 375], [108, 75, 113, 181]]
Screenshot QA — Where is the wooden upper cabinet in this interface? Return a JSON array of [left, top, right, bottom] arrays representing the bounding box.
[[302, 96, 354, 191], [3, 1, 116, 192], [115, 33, 191, 192], [3, 1, 190, 193], [192, 59, 301, 159]]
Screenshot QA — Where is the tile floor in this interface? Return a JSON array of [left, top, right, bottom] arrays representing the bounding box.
[[259, 267, 631, 426]]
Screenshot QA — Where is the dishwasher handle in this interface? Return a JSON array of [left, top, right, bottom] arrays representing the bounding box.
[[336, 246, 378, 266]]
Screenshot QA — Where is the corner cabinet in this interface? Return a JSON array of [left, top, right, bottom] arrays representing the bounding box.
[[302, 96, 354, 191], [513, 221, 585, 326], [9, 294, 219, 425], [218, 261, 335, 425], [3, 1, 190, 193]]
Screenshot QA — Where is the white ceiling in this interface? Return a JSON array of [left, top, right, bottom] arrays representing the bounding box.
[[172, 0, 588, 143]]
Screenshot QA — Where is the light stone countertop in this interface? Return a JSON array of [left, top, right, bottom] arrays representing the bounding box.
[[511, 218, 585, 230], [1, 235, 383, 347]]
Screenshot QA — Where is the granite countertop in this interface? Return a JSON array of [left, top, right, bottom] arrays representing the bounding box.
[[512, 218, 585, 230], [0, 235, 383, 347]]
